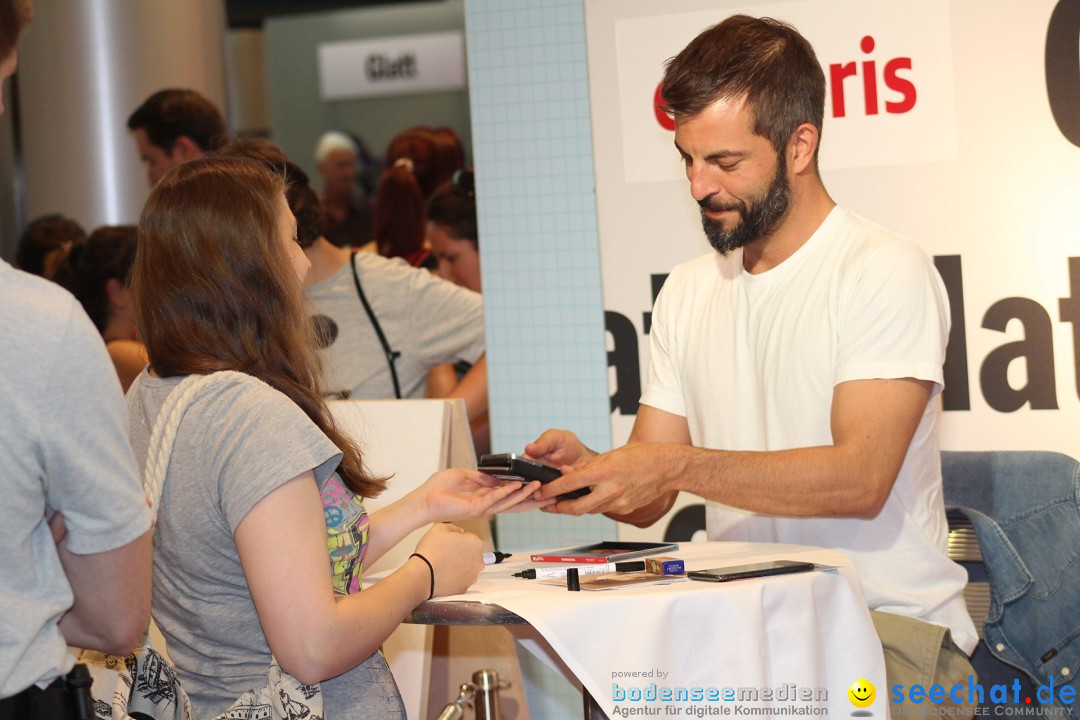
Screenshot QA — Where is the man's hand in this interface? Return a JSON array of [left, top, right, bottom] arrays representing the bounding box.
[[524, 429, 596, 469], [531, 408, 692, 525], [539, 444, 683, 527]]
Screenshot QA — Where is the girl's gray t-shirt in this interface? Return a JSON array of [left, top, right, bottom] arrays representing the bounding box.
[[126, 370, 404, 718]]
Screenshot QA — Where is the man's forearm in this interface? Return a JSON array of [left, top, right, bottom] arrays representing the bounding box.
[[58, 532, 153, 656], [669, 444, 893, 519], [616, 379, 927, 520]]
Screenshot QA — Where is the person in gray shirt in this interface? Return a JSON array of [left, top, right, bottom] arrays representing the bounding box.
[[127, 156, 542, 718], [1, 2, 152, 715], [0, 258, 153, 716], [217, 137, 490, 450]]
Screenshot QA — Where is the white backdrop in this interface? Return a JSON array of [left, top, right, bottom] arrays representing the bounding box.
[[465, 2, 1080, 715], [584, 0, 1080, 540], [587, 0, 1080, 456]]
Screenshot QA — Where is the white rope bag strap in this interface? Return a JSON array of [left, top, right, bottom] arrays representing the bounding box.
[[141, 370, 326, 720], [143, 370, 269, 516]]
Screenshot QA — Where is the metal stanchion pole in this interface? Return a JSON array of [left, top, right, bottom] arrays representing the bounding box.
[[472, 669, 510, 720], [434, 668, 511, 720]]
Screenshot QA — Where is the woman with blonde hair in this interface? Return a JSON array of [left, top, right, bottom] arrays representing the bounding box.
[[127, 156, 540, 718]]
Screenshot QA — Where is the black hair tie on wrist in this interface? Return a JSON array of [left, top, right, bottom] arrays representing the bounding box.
[[410, 552, 435, 600]]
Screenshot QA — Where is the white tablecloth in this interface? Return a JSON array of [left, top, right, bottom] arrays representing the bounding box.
[[435, 541, 889, 717]]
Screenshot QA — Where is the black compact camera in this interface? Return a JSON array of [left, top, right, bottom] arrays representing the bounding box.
[[477, 453, 590, 500]]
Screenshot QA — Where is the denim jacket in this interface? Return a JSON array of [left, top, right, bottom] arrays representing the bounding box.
[[941, 451, 1080, 710]]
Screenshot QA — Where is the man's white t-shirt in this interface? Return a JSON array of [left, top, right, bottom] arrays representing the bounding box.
[[641, 206, 977, 653]]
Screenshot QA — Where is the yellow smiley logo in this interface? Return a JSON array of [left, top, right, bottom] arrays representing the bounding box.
[[848, 679, 875, 708]]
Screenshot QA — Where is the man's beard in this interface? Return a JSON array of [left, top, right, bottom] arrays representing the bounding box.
[[699, 157, 791, 256]]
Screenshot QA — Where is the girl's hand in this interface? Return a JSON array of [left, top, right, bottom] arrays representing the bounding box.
[[413, 523, 484, 597], [418, 469, 555, 523]]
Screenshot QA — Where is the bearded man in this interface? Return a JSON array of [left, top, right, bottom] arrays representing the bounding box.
[[526, 14, 977, 713]]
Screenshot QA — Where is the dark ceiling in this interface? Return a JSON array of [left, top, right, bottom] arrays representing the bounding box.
[[225, 0, 430, 28]]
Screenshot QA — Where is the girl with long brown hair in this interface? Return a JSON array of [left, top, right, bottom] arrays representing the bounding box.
[[126, 156, 540, 718]]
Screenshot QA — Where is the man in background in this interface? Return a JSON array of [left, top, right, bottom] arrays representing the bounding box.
[[1, 2, 153, 716], [127, 88, 226, 186]]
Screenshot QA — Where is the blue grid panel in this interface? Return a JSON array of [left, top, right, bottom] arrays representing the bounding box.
[[465, 0, 614, 552], [465, 2, 614, 716]]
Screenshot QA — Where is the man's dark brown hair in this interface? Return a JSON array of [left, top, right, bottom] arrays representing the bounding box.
[[127, 88, 227, 154], [660, 14, 826, 159]]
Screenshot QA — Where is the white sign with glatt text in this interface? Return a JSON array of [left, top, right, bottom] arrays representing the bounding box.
[[318, 31, 466, 100]]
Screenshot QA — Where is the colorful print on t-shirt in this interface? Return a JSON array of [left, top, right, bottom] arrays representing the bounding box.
[[321, 473, 369, 595]]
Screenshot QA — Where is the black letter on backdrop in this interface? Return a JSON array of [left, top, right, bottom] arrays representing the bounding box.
[[642, 273, 669, 335], [935, 256, 970, 411], [1047, 0, 1080, 146], [981, 299, 1058, 411], [610, 274, 670, 417], [606, 311, 641, 415], [1058, 257, 1080, 400]]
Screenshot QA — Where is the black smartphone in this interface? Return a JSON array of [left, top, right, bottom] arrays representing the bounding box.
[[477, 453, 590, 499], [687, 560, 816, 582]]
